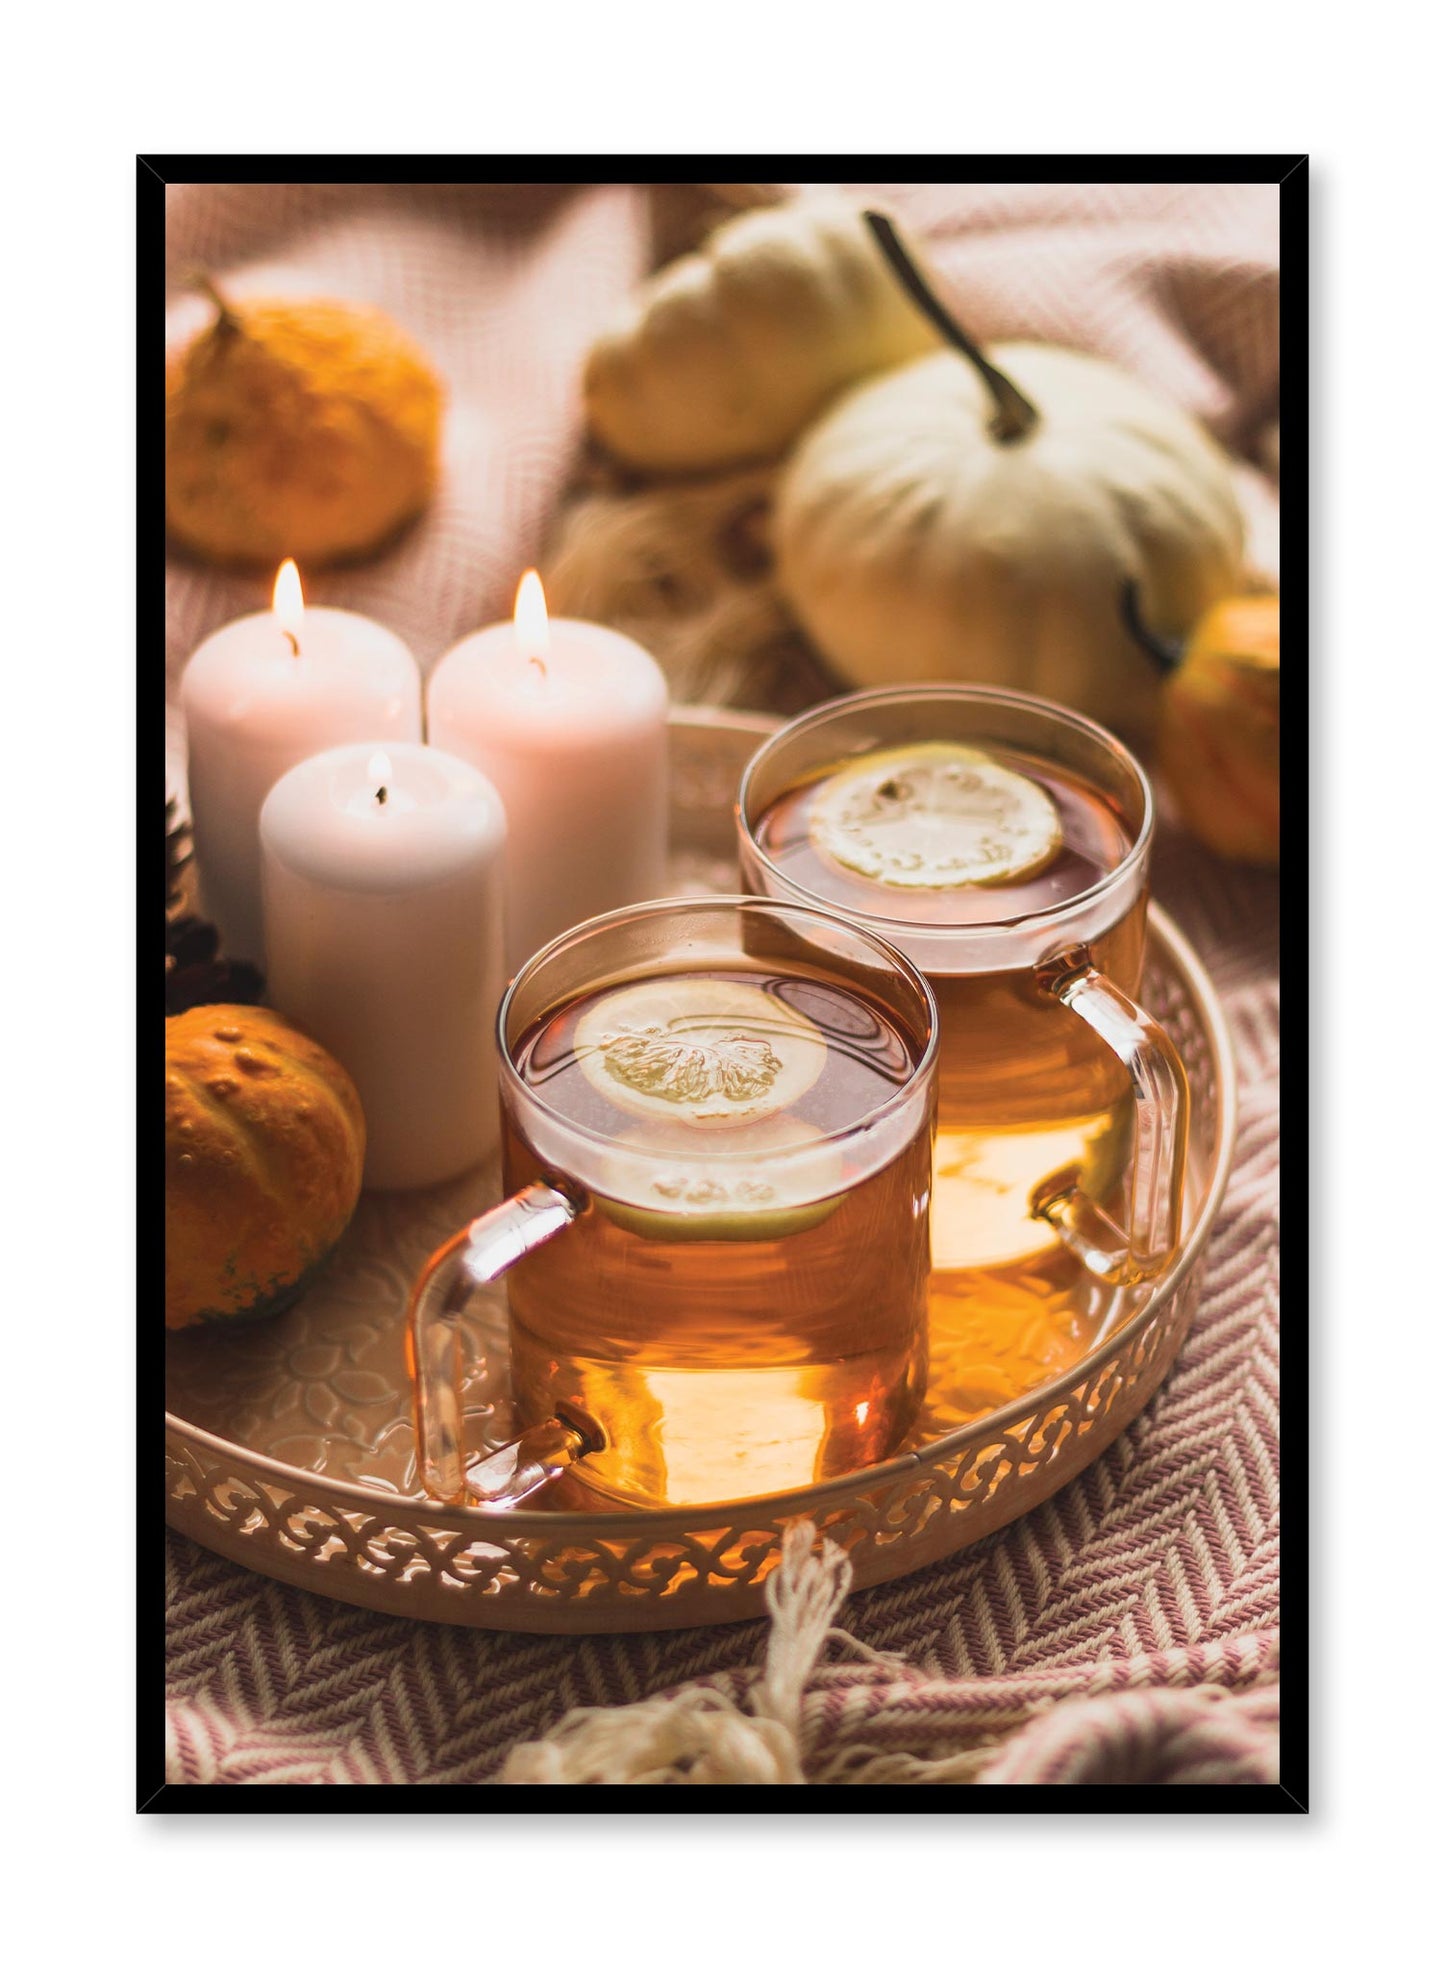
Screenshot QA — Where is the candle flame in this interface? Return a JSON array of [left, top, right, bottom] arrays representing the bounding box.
[[368, 750, 392, 786], [514, 569, 550, 665], [273, 559, 304, 647]]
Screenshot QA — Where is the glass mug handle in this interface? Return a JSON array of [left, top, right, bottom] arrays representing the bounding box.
[[405, 1179, 605, 1510], [1030, 945, 1190, 1287]]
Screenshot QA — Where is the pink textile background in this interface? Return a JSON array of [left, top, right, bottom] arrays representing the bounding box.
[[163, 180, 1282, 1788]]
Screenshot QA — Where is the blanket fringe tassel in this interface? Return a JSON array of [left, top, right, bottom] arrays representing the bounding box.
[[498, 1520, 999, 1786]]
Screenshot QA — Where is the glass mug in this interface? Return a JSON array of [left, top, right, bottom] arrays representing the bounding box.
[[408, 896, 939, 1512], [737, 687, 1189, 1314]]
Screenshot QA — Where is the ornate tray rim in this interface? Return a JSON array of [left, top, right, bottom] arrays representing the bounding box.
[[165, 734, 1237, 1550]]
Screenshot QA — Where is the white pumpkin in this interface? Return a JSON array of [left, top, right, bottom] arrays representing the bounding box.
[[774, 341, 1246, 739], [583, 197, 941, 475]]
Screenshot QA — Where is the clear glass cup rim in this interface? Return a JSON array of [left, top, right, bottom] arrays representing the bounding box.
[[494, 892, 940, 1167], [737, 682, 1157, 938]]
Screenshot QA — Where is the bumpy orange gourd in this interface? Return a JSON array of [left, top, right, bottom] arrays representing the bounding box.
[[1155, 594, 1280, 866], [165, 285, 444, 568], [166, 1006, 365, 1330]]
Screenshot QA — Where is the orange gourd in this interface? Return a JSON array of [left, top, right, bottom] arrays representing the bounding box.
[[166, 283, 444, 568], [166, 1005, 365, 1331], [1153, 594, 1280, 866]]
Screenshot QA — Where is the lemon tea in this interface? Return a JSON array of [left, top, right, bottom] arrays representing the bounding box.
[[739, 688, 1187, 1411], [504, 959, 932, 1506], [748, 743, 1142, 1269], [408, 898, 939, 1512]]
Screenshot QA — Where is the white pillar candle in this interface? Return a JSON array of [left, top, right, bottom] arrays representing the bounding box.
[[428, 572, 669, 972], [181, 561, 422, 966], [260, 742, 507, 1191]]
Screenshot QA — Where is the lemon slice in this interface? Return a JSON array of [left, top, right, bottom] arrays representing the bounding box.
[[575, 976, 826, 1128], [810, 741, 1063, 889], [594, 1116, 845, 1242]]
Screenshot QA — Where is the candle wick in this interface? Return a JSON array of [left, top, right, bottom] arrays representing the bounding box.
[[376, 784, 388, 806], [528, 654, 547, 680], [283, 630, 300, 658]]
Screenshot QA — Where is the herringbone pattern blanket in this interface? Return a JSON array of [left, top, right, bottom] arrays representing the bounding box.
[[163, 179, 1281, 1786]]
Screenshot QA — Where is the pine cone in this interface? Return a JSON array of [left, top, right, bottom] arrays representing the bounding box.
[[165, 800, 265, 1014], [166, 796, 192, 913]]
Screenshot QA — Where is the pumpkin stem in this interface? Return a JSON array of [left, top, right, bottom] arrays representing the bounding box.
[[1120, 582, 1185, 675], [187, 266, 241, 333], [863, 211, 1040, 444]]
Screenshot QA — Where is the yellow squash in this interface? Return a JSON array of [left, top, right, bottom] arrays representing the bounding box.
[[584, 197, 941, 474]]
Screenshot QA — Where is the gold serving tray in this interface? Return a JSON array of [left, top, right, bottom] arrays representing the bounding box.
[[165, 708, 1236, 1633]]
